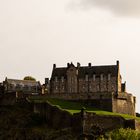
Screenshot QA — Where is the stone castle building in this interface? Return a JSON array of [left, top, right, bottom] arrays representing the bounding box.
[[49, 61, 136, 116], [3, 78, 41, 94]]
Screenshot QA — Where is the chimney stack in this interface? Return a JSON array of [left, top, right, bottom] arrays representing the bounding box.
[[88, 63, 91, 67], [77, 62, 80, 68], [116, 60, 119, 66], [67, 63, 70, 67], [53, 64, 56, 69], [45, 78, 49, 85]]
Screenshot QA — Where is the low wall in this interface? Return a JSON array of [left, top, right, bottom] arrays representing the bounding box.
[[46, 92, 113, 112], [33, 102, 139, 134], [46, 92, 113, 100]]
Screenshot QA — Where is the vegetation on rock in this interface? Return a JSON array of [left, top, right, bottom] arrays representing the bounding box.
[[0, 103, 75, 140], [23, 76, 36, 81]]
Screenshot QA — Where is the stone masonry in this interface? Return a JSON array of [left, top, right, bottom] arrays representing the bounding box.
[[48, 61, 136, 116]]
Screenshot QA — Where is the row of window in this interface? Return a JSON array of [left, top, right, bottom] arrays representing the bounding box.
[[8, 84, 39, 91], [54, 84, 115, 92], [54, 74, 111, 82]]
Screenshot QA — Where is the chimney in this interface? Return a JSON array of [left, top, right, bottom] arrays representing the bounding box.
[[116, 60, 119, 66], [53, 64, 56, 69], [45, 78, 49, 85], [77, 62, 80, 68], [67, 63, 70, 67], [88, 63, 91, 67]]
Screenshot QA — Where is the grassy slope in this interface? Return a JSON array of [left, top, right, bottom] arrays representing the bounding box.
[[29, 96, 140, 121]]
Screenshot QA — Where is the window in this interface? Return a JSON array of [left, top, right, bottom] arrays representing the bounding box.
[[55, 86, 58, 90], [97, 85, 100, 91], [83, 85, 85, 89], [71, 77, 73, 84], [108, 74, 111, 81], [93, 74, 96, 81], [100, 74, 103, 81], [16, 84, 21, 90], [85, 74, 88, 81], [61, 76, 64, 82], [55, 76, 58, 82], [69, 87, 71, 92]]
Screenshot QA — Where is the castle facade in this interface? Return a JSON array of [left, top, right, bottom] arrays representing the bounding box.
[[49, 61, 136, 115]]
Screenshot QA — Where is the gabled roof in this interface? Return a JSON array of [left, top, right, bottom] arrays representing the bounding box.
[[78, 65, 118, 78], [5, 78, 41, 87], [51, 64, 118, 79], [51, 67, 67, 80]]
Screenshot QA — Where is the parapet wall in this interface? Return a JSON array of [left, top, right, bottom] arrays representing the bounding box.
[[46, 92, 113, 100]]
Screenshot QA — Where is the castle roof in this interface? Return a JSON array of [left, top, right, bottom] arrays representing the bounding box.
[[78, 65, 118, 78], [51, 63, 118, 79], [5, 78, 41, 87]]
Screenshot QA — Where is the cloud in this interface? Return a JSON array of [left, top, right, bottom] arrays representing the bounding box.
[[69, 0, 140, 17]]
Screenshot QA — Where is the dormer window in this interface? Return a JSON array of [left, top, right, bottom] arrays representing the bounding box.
[[61, 76, 64, 82], [100, 74, 103, 81], [55, 76, 58, 82]]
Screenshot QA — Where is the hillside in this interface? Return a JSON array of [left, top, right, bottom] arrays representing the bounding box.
[[0, 96, 140, 140], [0, 102, 75, 140]]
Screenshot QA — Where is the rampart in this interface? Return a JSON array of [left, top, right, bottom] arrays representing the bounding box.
[[33, 101, 140, 135], [45, 92, 135, 115]]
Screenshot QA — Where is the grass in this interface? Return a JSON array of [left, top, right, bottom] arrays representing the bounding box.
[[29, 96, 140, 121]]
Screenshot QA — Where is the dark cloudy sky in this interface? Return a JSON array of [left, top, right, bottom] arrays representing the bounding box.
[[0, 0, 140, 112]]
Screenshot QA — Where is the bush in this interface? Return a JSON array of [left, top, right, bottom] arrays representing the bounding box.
[[107, 128, 140, 140]]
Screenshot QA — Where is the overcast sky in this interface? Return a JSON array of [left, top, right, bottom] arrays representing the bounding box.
[[0, 0, 140, 112]]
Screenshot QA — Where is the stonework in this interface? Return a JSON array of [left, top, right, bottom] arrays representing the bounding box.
[[49, 61, 136, 116], [3, 78, 42, 94], [33, 102, 140, 135]]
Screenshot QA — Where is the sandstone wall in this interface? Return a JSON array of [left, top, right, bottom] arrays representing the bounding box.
[[112, 93, 136, 116]]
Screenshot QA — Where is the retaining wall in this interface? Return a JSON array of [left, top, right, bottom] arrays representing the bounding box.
[[33, 102, 139, 134]]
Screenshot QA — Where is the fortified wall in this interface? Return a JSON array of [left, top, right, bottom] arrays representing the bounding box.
[[46, 91, 135, 116], [33, 101, 140, 135]]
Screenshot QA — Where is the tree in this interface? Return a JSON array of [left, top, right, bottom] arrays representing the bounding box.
[[23, 76, 36, 81]]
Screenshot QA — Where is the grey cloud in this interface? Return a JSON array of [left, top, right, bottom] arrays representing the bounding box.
[[69, 0, 140, 16]]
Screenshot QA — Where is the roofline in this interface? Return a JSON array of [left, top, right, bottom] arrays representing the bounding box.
[[6, 78, 40, 83]]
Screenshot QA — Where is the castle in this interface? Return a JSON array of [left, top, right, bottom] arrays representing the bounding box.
[[48, 61, 136, 116]]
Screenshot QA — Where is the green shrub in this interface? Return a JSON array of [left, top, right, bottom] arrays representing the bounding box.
[[107, 128, 140, 140]]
